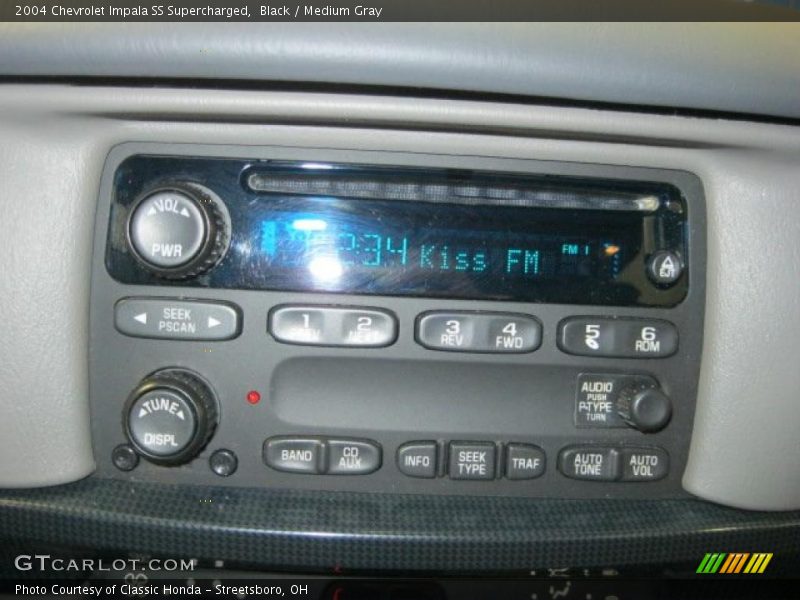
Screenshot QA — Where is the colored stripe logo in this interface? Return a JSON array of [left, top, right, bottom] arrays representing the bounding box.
[[697, 553, 772, 574]]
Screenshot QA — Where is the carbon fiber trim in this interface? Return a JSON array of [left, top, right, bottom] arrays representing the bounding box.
[[1, 478, 799, 573]]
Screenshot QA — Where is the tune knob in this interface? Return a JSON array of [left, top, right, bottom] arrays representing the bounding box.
[[127, 183, 230, 279], [617, 384, 672, 433], [123, 369, 218, 466]]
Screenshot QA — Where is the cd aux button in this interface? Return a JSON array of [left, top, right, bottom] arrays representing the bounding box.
[[327, 439, 382, 475], [416, 312, 541, 353]]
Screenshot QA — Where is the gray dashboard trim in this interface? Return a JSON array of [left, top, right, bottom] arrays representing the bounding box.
[[0, 85, 798, 510], [1, 24, 800, 120]]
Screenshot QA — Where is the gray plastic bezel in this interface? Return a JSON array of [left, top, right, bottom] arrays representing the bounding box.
[[90, 142, 705, 499]]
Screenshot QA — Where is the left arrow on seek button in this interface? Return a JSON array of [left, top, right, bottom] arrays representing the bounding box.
[[134, 312, 148, 324]]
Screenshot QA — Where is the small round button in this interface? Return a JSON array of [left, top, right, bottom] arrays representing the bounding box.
[[647, 251, 683, 286], [129, 190, 207, 269], [209, 449, 238, 477], [112, 444, 139, 472]]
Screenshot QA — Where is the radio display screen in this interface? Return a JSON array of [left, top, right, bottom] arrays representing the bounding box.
[[108, 157, 689, 306], [251, 197, 639, 303]]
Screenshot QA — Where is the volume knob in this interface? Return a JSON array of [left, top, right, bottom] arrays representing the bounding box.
[[127, 183, 230, 279], [124, 369, 218, 466]]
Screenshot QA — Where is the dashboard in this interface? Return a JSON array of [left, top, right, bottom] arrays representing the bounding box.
[[0, 21, 799, 598]]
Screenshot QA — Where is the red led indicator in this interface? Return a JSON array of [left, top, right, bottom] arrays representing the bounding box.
[[246, 390, 261, 405]]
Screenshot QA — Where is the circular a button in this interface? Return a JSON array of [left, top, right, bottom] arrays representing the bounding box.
[[127, 389, 197, 458], [647, 251, 684, 286], [129, 190, 207, 270]]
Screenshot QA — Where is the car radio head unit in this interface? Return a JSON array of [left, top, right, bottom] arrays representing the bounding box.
[[107, 157, 688, 306], [91, 143, 705, 500]]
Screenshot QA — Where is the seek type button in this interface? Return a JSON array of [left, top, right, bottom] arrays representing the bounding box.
[[327, 439, 382, 475], [448, 442, 496, 480], [558, 446, 620, 481]]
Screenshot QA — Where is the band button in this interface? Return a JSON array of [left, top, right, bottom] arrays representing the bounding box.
[[263, 437, 323, 474]]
